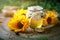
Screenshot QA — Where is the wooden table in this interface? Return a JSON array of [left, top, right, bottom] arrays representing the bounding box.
[[0, 17, 60, 40]]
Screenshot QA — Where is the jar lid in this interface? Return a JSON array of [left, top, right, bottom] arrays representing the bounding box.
[[28, 6, 43, 11]]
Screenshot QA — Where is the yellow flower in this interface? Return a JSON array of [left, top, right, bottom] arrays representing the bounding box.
[[8, 13, 30, 32], [43, 11, 59, 26]]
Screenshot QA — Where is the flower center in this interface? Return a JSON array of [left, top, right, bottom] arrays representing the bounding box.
[[17, 22, 24, 29], [47, 17, 52, 24]]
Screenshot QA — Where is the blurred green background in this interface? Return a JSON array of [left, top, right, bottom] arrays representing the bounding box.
[[0, 0, 60, 12]]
